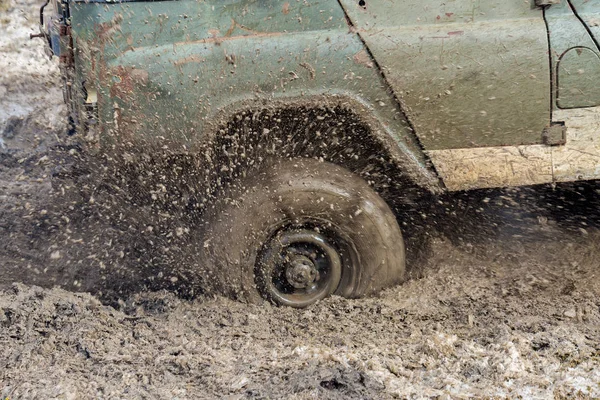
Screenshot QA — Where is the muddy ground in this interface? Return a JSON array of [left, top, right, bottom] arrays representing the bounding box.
[[1, 1, 600, 399]]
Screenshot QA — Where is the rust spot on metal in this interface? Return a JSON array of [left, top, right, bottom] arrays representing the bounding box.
[[431, 30, 465, 39], [58, 25, 74, 67], [353, 50, 374, 69]]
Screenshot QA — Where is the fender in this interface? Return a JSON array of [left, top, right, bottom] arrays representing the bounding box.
[[69, 0, 441, 192]]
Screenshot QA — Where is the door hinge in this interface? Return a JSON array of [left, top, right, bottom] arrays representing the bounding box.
[[542, 122, 566, 146]]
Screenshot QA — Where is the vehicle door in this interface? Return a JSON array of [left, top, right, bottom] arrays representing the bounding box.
[[338, 0, 551, 150], [568, 0, 600, 43], [544, 0, 600, 108]]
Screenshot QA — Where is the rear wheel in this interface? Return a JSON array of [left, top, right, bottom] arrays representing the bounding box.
[[199, 158, 406, 307]]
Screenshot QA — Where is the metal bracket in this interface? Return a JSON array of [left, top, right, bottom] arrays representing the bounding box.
[[542, 122, 566, 146]]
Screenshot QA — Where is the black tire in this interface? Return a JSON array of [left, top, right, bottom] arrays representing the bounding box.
[[198, 158, 406, 307]]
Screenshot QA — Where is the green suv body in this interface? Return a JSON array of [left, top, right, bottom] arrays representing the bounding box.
[[38, 0, 600, 306], [44, 0, 600, 191]]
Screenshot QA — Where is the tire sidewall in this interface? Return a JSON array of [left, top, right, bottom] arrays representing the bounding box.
[[200, 159, 406, 303]]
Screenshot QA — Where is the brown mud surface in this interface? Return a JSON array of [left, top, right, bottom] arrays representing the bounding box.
[[1, 234, 600, 398], [2, 1, 600, 399]]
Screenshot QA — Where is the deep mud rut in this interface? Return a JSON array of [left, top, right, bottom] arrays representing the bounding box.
[[1, 237, 599, 399], [2, 1, 600, 399]]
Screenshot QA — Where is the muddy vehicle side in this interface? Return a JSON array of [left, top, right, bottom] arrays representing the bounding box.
[[36, 0, 600, 306]]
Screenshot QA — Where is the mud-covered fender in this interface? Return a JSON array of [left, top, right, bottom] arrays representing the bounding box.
[[98, 31, 439, 190], [68, 0, 440, 191]]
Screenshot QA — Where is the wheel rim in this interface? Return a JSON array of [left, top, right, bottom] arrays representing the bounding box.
[[256, 229, 343, 308]]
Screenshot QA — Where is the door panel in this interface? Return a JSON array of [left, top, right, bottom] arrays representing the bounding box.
[[569, 0, 600, 43], [545, 1, 600, 109], [339, 0, 551, 150], [558, 47, 600, 108]]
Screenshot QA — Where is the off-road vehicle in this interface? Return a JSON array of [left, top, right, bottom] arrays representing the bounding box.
[[33, 0, 600, 307]]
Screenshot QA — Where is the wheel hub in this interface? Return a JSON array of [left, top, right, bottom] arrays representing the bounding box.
[[285, 254, 319, 289], [256, 229, 343, 308]]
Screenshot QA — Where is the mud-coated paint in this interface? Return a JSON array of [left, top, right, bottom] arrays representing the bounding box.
[[428, 106, 600, 190], [68, 0, 439, 189], [569, 0, 600, 43], [545, 1, 600, 109], [49, 0, 600, 192], [339, 0, 551, 150], [557, 47, 600, 109]]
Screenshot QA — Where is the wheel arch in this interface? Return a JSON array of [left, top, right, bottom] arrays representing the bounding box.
[[192, 94, 440, 269], [105, 92, 440, 273], [200, 93, 442, 196]]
